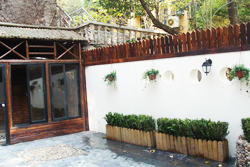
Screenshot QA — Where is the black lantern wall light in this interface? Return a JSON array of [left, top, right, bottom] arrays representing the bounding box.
[[202, 59, 212, 75]]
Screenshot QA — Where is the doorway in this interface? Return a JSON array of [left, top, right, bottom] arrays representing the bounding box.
[[0, 64, 8, 145]]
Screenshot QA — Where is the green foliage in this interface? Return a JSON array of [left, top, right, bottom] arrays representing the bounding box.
[[103, 71, 116, 85], [242, 118, 250, 142], [157, 118, 229, 141], [104, 112, 123, 127], [104, 112, 155, 132], [142, 69, 160, 81], [229, 64, 250, 92]]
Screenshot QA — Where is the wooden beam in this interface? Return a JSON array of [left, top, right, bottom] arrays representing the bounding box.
[[56, 42, 78, 60], [5, 63, 13, 144], [25, 40, 29, 60], [0, 41, 26, 59], [29, 45, 54, 48], [29, 52, 54, 55], [79, 43, 86, 131], [54, 42, 57, 60]]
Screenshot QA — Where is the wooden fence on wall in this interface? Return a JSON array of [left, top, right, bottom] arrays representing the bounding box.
[[82, 22, 250, 66]]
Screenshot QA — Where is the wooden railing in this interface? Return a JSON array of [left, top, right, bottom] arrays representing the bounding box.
[[82, 22, 250, 66], [75, 21, 167, 46]]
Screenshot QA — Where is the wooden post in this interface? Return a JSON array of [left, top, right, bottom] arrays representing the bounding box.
[[54, 42, 57, 60], [97, 25, 101, 45], [104, 26, 108, 46], [110, 27, 114, 45], [89, 24, 94, 42]]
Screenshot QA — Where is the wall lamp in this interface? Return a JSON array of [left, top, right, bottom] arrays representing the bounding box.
[[202, 59, 212, 75]]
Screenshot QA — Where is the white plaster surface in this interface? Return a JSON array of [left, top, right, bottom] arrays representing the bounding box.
[[85, 50, 250, 157]]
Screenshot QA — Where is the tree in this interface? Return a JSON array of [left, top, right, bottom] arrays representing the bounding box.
[[98, 0, 180, 34], [0, 0, 57, 26]]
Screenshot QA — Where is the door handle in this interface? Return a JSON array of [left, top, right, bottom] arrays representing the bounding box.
[[0, 103, 5, 108]]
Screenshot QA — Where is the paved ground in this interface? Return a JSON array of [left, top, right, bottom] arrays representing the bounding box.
[[0, 131, 235, 167]]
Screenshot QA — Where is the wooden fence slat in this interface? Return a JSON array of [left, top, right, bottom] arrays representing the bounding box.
[[206, 29, 211, 49], [194, 139, 199, 156], [223, 26, 228, 47], [190, 138, 195, 156], [212, 28, 217, 48], [178, 34, 182, 52], [150, 38, 154, 54], [213, 140, 218, 161], [182, 137, 188, 155], [187, 32, 191, 51], [182, 33, 187, 52], [191, 31, 196, 51], [126, 43, 130, 58], [196, 30, 201, 50], [234, 24, 240, 46], [158, 133, 163, 150], [198, 139, 203, 158], [161, 37, 165, 54], [146, 39, 150, 55], [223, 140, 229, 162], [158, 37, 162, 54], [154, 38, 157, 54], [165, 36, 170, 53], [228, 25, 234, 46], [162, 133, 167, 151], [173, 35, 178, 53], [178, 136, 182, 153], [169, 36, 174, 53], [174, 136, 178, 153], [203, 139, 209, 159], [208, 140, 213, 160], [218, 141, 224, 162], [247, 22, 250, 45], [166, 134, 170, 151], [201, 30, 206, 50], [187, 137, 191, 155], [170, 135, 174, 151], [137, 130, 142, 146], [217, 27, 223, 48], [240, 23, 247, 45], [146, 131, 151, 147]]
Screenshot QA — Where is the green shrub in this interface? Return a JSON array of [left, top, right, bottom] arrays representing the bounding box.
[[104, 112, 155, 132], [242, 118, 250, 142], [157, 118, 229, 141]]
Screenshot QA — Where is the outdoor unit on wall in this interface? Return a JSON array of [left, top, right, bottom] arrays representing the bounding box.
[[166, 16, 180, 28]]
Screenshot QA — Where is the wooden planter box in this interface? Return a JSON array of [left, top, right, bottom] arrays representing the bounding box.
[[156, 132, 229, 162], [106, 125, 155, 147]]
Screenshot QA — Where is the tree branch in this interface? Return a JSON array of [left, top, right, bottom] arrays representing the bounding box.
[[139, 0, 179, 35]]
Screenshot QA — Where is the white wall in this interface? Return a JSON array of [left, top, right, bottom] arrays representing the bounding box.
[[85, 50, 250, 157]]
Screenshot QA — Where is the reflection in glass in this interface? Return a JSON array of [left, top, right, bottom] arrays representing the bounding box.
[[51, 66, 66, 119], [29, 66, 46, 122], [65, 65, 79, 117]]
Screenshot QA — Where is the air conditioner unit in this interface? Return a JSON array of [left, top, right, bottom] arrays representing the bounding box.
[[166, 16, 180, 28]]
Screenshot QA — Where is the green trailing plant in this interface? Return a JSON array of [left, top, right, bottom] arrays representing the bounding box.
[[157, 118, 229, 141], [104, 112, 155, 132], [104, 71, 117, 85], [229, 64, 250, 92], [142, 69, 160, 82], [241, 118, 250, 142]]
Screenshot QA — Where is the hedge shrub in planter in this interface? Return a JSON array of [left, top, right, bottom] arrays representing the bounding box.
[[156, 118, 229, 162], [236, 118, 250, 166], [104, 112, 156, 147]]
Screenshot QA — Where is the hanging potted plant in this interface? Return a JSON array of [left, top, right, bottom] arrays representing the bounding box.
[[143, 69, 160, 81], [229, 64, 250, 89], [104, 71, 117, 85]]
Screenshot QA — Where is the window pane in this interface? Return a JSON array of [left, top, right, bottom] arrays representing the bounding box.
[[65, 65, 80, 117], [29, 66, 46, 122], [11, 65, 29, 125], [51, 65, 66, 119]]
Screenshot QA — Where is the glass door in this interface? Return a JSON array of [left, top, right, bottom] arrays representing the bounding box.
[[0, 64, 7, 145]]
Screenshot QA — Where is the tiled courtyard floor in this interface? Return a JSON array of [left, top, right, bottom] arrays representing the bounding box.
[[0, 131, 235, 167]]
